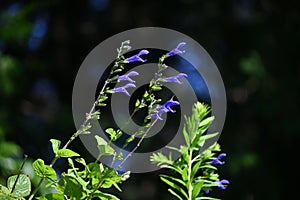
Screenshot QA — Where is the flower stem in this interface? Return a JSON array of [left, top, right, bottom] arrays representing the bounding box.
[[117, 118, 158, 170]]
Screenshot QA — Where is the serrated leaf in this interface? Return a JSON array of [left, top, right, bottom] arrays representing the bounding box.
[[50, 139, 61, 154], [57, 149, 80, 158], [7, 174, 31, 197], [33, 159, 57, 181]]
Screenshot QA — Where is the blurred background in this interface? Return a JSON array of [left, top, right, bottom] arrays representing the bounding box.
[[0, 0, 299, 199]]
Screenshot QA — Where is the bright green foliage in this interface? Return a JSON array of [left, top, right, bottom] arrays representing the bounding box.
[[54, 157, 130, 200], [151, 102, 226, 200], [0, 174, 31, 199], [95, 135, 115, 157], [32, 159, 57, 183]]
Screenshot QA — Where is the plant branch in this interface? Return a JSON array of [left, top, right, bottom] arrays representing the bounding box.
[[117, 118, 158, 170]]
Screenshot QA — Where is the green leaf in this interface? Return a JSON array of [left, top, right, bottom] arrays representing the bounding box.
[[33, 159, 57, 181], [95, 135, 108, 145], [135, 99, 140, 107], [44, 193, 65, 200], [160, 175, 185, 187], [95, 135, 115, 156], [62, 175, 83, 198], [121, 171, 130, 181], [7, 174, 31, 197], [183, 126, 190, 146], [181, 167, 188, 182], [125, 135, 135, 144], [0, 185, 10, 194], [191, 160, 202, 179], [160, 177, 188, 199], [151, 85, 162, 91], [93, 191, 120, 200], [199, 116, 215, 128], [150, 152, 173, 166], [57, 149, 80, 158], [98, 95, 108, 103], [0, 193, 14, 200], [168, 188, 183, 200], [196, 197, 221, 200], [50, 139, 61, 154], [195, 132, 219, 148], [75, 158, 86, 167], [192, 181, 203, 198], [105, 128, 122, 141]]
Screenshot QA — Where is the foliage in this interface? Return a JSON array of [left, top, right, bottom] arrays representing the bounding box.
[[0, 31, 229, 199], [151, 102, 229, 200]]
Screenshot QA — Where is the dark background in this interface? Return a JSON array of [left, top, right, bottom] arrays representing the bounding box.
[[1, 0, 299, 199]]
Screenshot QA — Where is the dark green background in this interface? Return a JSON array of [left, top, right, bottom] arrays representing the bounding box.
[[1, 0, 299, 199]]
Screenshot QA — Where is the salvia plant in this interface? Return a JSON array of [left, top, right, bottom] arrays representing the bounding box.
[[0, 40, 229, 200]]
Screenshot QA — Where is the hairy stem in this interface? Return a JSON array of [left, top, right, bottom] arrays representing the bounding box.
[[117, 118, 158, 170]]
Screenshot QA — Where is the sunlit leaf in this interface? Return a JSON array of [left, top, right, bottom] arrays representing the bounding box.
[[7, 174, 31, 197]]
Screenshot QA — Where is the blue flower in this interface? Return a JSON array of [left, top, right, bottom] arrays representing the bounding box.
[[112, 83, 136, 96], [125, 50, 149, 63], [213, 179, 230, 190], [117, 71, 139, 83], [211, 153, 226, 165], [151, 100, 180, 120], [167, 42, 186, 57], [164, 73, 188, 84]]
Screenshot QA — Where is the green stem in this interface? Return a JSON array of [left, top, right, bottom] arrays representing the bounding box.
[[187, 149, 193, 200], [29, 79, 112, 200], [28, 177, 44, 200]]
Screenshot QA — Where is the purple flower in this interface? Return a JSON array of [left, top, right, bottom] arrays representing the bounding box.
[[166, 42, 186, 57], [125, 50, 149, 63], [117, 71, 139, 83], [164, 73, 188, 84], [211, 153, 226, 165], [112, 83, 136, 96], [151, 100, 180, 120], [213, 179, 230, 190]]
